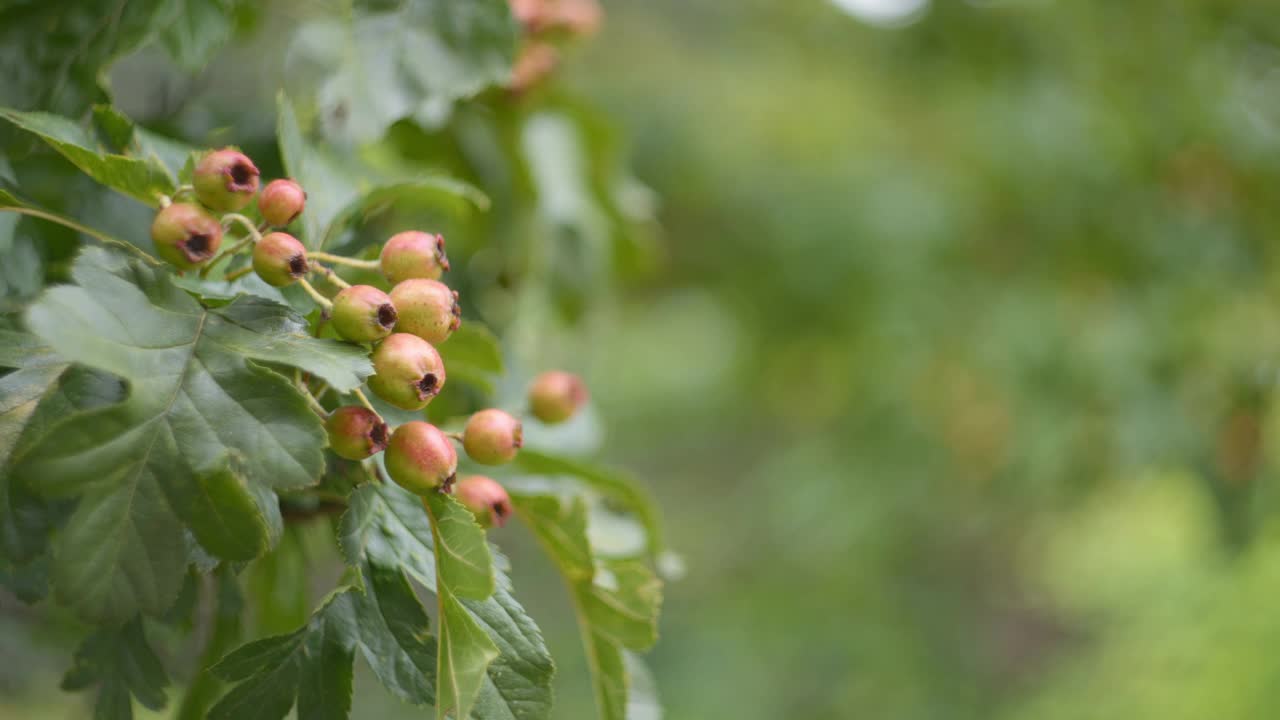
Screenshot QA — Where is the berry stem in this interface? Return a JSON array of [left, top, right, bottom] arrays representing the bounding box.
[[308, 251, 381, 270], [199, 235, 256, 278], [311, 263, 352, 289], [221, 213, 262, 245], [158, 194, 172, 208], [445, 431, 464, 443], [294, 370, 328, 417], [352, 387, 379, 415], [224, 266, 254, 282], [172, 184, 195, 201], [296, 277, 334, 311]]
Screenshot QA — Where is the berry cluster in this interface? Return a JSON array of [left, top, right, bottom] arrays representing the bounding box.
[[149, 147, 590, 528]]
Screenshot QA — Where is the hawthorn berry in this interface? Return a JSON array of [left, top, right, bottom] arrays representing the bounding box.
[[332, 285, 398, 343], [389, 279, 460, 345], [324, 406, 389, 460], [455, 475, 513, 528], [258, 179, 306, 227], [193, 148, 260, 211], [151, 202, 224, 270], [385, 421, 457, 494], [462, 409, 522, 465], [529, 370, 588, 424], [367, 333, 447, 410], [252, 232, 309, 287], [380, 231, 450, 284]]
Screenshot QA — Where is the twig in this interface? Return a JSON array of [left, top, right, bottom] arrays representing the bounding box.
[[312, 263, 351, 289], [308, 251, 380, 270]]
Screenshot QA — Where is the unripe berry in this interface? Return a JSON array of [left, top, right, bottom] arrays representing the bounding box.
[[462, 409, 522, 465], [193, 148, 260, 212], [455, 475, 513, 528], [380, 231, 450, 284], [385, 421, 457, 494], [324, 406, 389, 460], [528, 371, 588, 424], [367, 333, 447, 410], [258, 179, 306, 227], [151, 202, 224, 270], [389, 279, 460, 345], [331, 285, 397, 343], [252, 232, 309, 287]]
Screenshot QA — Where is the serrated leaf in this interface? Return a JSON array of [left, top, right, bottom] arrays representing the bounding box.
[[350, 562, 438, 706], [515, 450, 665, 558], [210, 590, 356, 720], [11, 248, 369, 621], [422, 491, 499, 720], [92, 104, 135, 151], [0, 188, 160, 263], [61, 617, 169, 720], [424, 492, 495, 600], [0, 108, 175, 206], [288, 0, 517, 143], [340, 482, 553, 718], [511, 492, 663, 720]]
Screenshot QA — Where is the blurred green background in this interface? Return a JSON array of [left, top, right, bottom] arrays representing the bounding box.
[[11, 0, 1280, 718]]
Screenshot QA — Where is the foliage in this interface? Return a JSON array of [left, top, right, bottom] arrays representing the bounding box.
[[0, 1, 664, 719]]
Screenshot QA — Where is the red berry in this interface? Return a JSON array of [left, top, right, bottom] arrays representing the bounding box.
[[332, 285, 397, 343], [151, 202, 224, 270], [455, 475, 513, 528], [389, 279, 460, 345], [258, 179, 306, 227], [252, 232, 309, 287], [367, 333, 447, 410], [528, 371, 588, 424], [462, 409, 522, 465], [380, 231, 450, 284], [325, 406, 389, 460], [385, 421, 457, 494], [193, 148, 260, 212]]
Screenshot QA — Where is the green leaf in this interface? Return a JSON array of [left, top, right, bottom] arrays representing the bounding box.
[[422, 491, 498, 720], [515, 450, 666, 557], [209, 590, 357, 720], [152, 0, 244, 72], [61, 617, 169, 720], [288, 0, 517, 143], [439, 323, 504, 393], [277, 94, 487, 252], [340, 482, 553, 718], [0, 188, 160, 263], [0, 1, 161, 119], [511, 491, 663, 720], [424, 491, 496, 600], [1, 364, 125, 564], [349, 562, 438, 706], [321, 179, 489, 250], [176, 566, 244, 720], [12, 248, 368, 621], [0, 108, 175, 206]]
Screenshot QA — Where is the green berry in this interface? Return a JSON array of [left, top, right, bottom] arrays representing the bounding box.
[[258, 179, 306, 227], [462, 409, 522, 465], [325, 406, 389, 460], [332, 285, 397, 343], [529, 371, 588, 424], [252, 232, 309, 287], [389, 279, 460, 345], [385, 421, 457, 494], [455, 475, 512, 528], [193, 148, 260, 212], [367, 333, 447, 410], [151, 202, 224, 270], [380, 231, 450, 284]]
